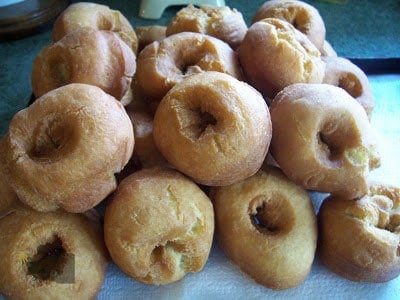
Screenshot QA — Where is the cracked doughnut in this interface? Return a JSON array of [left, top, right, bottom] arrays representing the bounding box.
[[166, 5, 247, 49], [0, 205, 107, 300], [32, 27, 136, 102], [318, 183, 400, 282], [0, 83, 134, 213], [322, 56, 374, 118], [252, 0, 326, 50], [270, 83, 380, 199], [104, 167, 214, 285], [238, 18, 325, 100], [153, 71, 271, 186], [52, 2, 138, 53], [212, 166, 317, 290], [136, 32, 242, 102]]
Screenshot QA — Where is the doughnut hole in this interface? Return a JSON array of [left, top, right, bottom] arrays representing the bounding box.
[[248, 195, 295, 235], [338, 72, 363, 99], [317, 113, 361, 166], [29, 114, 77, 162], [27, 235, 70, 281], [175, 40, 215, 77], [286, 7, 309, 35], [176, 92, 219, 141]]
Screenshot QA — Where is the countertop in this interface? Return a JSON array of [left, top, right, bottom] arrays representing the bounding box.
[[0, 1, 400, 299]]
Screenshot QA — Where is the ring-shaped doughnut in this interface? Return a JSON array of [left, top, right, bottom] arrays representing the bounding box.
[[104, 167, 214, 285], [0, 205, 107, 299], [166, 5, 247, 49], [252, 0, 326, 50], [238, 18, 325, 100], [318, 183, 400, 282], [32, 27, 136, 101], [270, 83, 380, 199], [153, 71, 271, 186], [212, 166, 317, 290], [136, 32, 242, 101], [52, 2, 138, 53], [0, 83, 134, 213], [322, 56, 374, 118]]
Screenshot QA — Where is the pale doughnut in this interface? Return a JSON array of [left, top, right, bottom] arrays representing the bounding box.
[[318, 183, 400, 282], [238, 18, 325, 99], [0, 205, 107, 300], [252, 0, 326, 50], [0, 83, 134, 213], [104, 167, 214, 285], [270, 83, 380, 199], [166, 5, 247, 49], [212, 166, 317, 290], [322, 56, 374, 118], [136, 32, 242, 101], [52, 2, 138, 53], [153, 71, 271, 186], [32, 27, 136, 101]]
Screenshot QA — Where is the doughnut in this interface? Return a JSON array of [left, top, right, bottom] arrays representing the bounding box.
[[238, 18, 325, 100], [52, 2, 138, 53], [136, 25, 166, 52], [270, 83, 381, 199], [104, 167, 214, 285], [32, 27, 136, 101], [166, 5, 247, 49], [252, 0, 326, 50], [153, 71, 271, 186], [136, 32, 242, 102], [0, 83, 134, 213], [0, 205, 107, 299], [318, 183, 400, 282], [322, 56, 374, 118], [212, 166, 317, 290], [320, 40, 337, 57]]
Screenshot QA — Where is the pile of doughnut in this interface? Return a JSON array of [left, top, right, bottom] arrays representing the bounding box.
[[0, 0, 399, 298]]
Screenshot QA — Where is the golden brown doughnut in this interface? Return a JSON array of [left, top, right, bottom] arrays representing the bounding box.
[[32, 27, 136, 101], [238, 18, 325, 99], [0, 83, 134, 213], [252, 0, 326, 50], [136, 32, 242, 102], [270, 83, 380, 199], [322, 56, 374, 118], [166, 5, 247, 49], [153, 71, 271, 186], [136, 25, 166, 52], [0, 205, 107, 300], [318, 183, 400, 282], [52, 2, 138, 53], [104, 167, 214, 285], [212, 166, 317, 290]]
